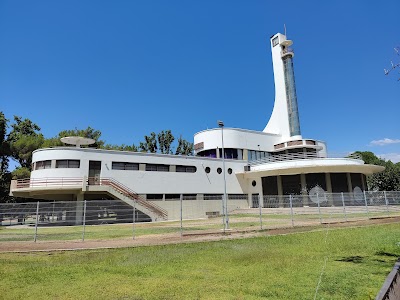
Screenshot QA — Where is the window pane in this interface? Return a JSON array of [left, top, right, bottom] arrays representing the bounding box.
[[56, 160, 68, 168], [125, 163, 139, 170], [112, 162, 125, 170], [68, 160, 80, 168], [44, 160, 52, 169]]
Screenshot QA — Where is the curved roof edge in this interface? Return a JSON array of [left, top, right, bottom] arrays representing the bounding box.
[[194, 127, 282, 137]]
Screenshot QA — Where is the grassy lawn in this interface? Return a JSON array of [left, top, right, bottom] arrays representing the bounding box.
[[0, 223, 399, 299]]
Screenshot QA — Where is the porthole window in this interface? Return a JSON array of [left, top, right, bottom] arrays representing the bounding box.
[[205, 167, 210, 173], [217, 168, 222, 174], [227, 168, 232, 174], [252, 180, 257, 187]]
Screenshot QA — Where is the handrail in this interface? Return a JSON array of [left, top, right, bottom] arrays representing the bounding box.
[[13, 177, 84, 189], [12, 177, 168, 220], [89, 177, 168, 219], [249, 152, 362, 166]]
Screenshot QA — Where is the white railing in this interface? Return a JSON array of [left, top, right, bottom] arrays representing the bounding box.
[[249, 152, 362, 166]]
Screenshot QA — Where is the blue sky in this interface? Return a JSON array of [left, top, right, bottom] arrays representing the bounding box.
[[1, 1, 399, 162]]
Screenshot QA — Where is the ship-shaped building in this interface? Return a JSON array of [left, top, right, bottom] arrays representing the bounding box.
[[11, 33, 383, 222]]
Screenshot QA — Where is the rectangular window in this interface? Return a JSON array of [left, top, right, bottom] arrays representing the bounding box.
[[112, 162, 139, 171], [146, 164, 169, 172], [228, 194, 247, 200], [56, 160, 80, 168], [165, 194, 180, 200], [272, 36, 279, 47], [35, 160, 52, 170], [176, 165, 197, 173], [146, 194, 163, 200], [204, 194, 223, 200], [183, 194, 197, 200]]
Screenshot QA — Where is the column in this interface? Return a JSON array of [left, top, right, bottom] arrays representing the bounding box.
[[325, 173, 333, 206], [277, 175, 284, 207], [347, 173, 354, 205], [300, 174, 308, 206]]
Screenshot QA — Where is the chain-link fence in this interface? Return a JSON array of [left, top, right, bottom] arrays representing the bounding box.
[[1, 191, 399, 242]]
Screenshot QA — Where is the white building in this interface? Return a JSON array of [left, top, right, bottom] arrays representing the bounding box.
[[11, 33, 383, 222]]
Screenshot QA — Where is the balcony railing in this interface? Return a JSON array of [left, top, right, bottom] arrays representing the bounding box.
[[249, 152, 362, 166], [13, 177, 84, 189], [281, 47, 294, 57]]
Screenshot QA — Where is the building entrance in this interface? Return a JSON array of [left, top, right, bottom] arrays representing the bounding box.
[[88, 161, 101, 185]]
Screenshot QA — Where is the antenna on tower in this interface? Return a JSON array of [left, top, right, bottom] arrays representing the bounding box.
[[284, 24, 287, 37]]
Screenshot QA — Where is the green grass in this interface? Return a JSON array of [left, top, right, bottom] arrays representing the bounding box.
[[0, 223, 399, 299]]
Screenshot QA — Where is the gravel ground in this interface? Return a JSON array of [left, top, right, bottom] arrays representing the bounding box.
[[0, 216, 399, 253]]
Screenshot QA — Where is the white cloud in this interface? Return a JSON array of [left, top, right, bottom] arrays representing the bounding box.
[[377, 153, 400, 163], [370, 138, 400, 146]]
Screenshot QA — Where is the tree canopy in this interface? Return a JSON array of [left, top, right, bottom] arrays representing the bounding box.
[[354, 151, 400, 191], [0, 111, 194, 202]]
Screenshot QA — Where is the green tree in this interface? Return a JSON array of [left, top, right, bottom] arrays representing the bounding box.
[[175, 135, 194, 156], [8, 116, 43, 170], [139, 132, 158, 153], [44, 127, 104, 148], [11, 167, 31, 180], [0, 112, 11, 202], [354, 151, 400, 191], [157, 130, 175, 154], [103, 144, 138, 152], [7, 116, 41, 142]]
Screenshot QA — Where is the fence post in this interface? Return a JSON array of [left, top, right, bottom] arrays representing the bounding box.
[[363, 191, 370, 219], [34, 201, 40, 242], [132, 200, 136, 240], [317, 193, 322, 224], [289, 195, 294, 227], [384, 191, 390, 217], [221, 195, 226, 233], [259, 194, 263, 230], [180, 194, 183, 237], [82, 200, 87, 242], [341, 192, 347, 222]]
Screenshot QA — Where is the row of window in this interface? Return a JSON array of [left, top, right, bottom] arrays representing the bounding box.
[[111, 162, 197, 173], [35, 160, 80, 170], [204, 167, 233, 174], [146, 194, 248, 201]]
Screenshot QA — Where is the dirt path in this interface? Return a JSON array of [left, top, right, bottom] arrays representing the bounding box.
[[1, 216, 399, 253]]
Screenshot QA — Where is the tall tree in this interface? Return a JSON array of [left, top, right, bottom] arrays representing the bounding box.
[[158, 130, 175, 154], [354, 151, 400, 191], [0, 112, 11, 202], [43, 126, 104, 148], [103, 144, 138, 152], [139, 132, 158, 153], [8, 116, 43, 171], [175, 136, 194, 156]]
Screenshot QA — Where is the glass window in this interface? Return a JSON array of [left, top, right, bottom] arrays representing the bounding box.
[[146, 194, 163, 200], [35, 160, 52, 170], [56, 160, 68, 168], [68, 160, 80, 168], [204, 194, 223, 200], [112, 162, 139, 170], [165, 194, 180, 200], [272, 36, 279, 47], [228, 194, 247, 200], [56, 160, 80, 168], [176, 165, 197, 173], [146, 164, 169, 172], [183, 194, 197, 200]]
